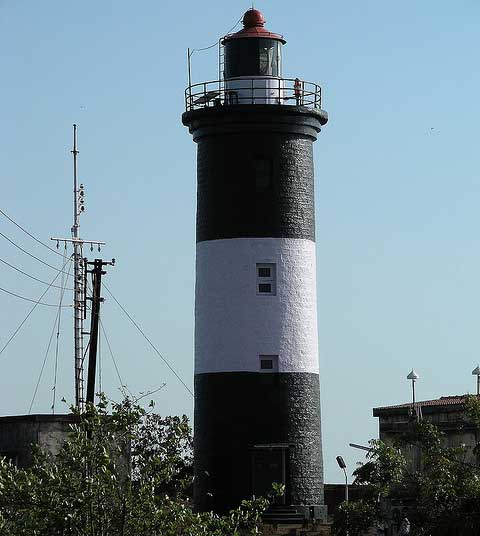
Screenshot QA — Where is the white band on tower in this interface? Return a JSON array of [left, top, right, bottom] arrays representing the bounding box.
[[195, 237, 319, 375]]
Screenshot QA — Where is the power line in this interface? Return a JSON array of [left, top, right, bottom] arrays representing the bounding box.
[[0, 255, 74, 291], [0, 207, 70, 260], [0, 255, 72, 358], [103, 283, 193, 398], [52, 247, 71, 413], [189, 15, 242, 54], [29, 304, 63, 414], [0, 209, 192, 398], [0, 285, 71, 307], [0, 230, 74, 276], [99, 318, 129, 399]]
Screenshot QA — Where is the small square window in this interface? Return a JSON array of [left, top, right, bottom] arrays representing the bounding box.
[[259, 355, 278, 373], [256, 263, 276, 295], [258, 283, 272, 293], [258, 267, 271, 278]]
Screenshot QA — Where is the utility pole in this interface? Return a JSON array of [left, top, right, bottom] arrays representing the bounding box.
[[86, 258, 115, 405], [52, 124, 106, 411]]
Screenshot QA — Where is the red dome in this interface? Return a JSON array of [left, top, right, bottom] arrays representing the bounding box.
[[242, 9, 265, 28], [223, 9, 286, 44]]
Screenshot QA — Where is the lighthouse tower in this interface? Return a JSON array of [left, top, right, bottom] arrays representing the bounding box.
[[182, 9, 328, 520]]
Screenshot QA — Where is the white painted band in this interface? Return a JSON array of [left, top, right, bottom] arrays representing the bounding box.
[[195, 238, 319, 374]]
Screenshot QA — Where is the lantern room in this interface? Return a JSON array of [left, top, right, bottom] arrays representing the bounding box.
[[222, 9, 285, 79], [184, 8, 324, 111], [222, 9, 286, 105]]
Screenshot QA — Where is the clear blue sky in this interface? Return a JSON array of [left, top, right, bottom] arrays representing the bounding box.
[[1, 0, 479, 483]]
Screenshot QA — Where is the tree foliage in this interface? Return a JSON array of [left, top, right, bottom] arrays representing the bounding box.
[[0, 396, 272, 536], [332, 396, 480, 536], [331, 499, 378, 536]]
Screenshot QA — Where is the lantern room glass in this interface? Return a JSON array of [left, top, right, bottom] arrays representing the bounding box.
[[224, 38, 282, 78]]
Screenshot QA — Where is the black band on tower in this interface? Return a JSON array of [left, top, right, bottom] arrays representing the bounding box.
[[183, 106, 326, 243], [194, 372, 323, 513]]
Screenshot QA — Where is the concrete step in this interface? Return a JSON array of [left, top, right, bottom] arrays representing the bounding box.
[[262, 510, 306, 524]]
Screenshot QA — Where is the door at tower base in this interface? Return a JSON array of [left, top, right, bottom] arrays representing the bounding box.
[[251, 445, 288, 505]]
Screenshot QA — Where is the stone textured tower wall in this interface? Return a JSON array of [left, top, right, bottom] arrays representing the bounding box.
[[183, 104, 327, 515]]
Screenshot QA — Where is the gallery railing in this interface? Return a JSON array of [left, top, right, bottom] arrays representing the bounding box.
[[185, 77, 322, 111]]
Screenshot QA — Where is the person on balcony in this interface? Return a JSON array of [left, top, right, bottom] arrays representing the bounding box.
[[294, 77, 302, 105]]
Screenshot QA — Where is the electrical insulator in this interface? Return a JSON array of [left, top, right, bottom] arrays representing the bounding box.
[[78, 185, 85, 212]]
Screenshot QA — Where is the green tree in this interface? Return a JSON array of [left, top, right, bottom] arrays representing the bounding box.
[[332, 440, 407, 536], [332, 500, 378, 536], [332, 396, 480, 536], [0, 396, 273, 536]]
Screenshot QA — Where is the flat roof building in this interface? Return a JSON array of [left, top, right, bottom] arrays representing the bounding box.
[[0, 414, 77, 468]]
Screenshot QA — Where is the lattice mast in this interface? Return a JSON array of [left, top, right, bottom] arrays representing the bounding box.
[[51, 125, 105, 411], [71, 124, 85, 410]]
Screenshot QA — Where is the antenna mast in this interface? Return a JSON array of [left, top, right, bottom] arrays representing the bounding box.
[[71, 124, 84, 410], [52, 125, 106, 411]]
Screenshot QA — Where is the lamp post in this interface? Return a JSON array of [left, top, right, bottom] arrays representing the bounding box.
[[472, 365, 480, 395], [336, 455, 348, 502], [336, 456, 349, 536], [407, 369, 419, 409]]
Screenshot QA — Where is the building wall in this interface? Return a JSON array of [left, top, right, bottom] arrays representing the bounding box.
[[377, 406, 478, 468], [0, 414, 77, 468]]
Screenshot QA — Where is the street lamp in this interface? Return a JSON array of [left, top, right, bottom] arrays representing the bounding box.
[[336, 456, 349, 536], [407, 369, 419, 408], [472, 365, 480, 395], [336, 455, 348, 503]]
